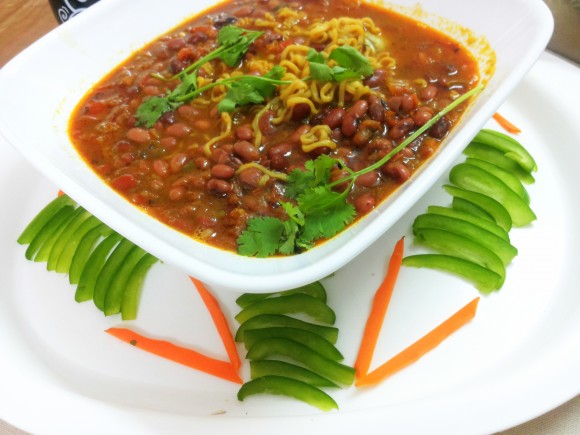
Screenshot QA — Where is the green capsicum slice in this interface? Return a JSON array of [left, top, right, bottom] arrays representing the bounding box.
[[449, 163, 536, 227], [402, 254, 503, 293], [463, 142, 535, 184], [472, 128, 537, 173], [235, 294, 336, 325], [426, 205, 510, 241], [47, 207, 91, 271], [413, 228, 506, 285], [242, 327, 343, 361], [69, 223, 114, 285], [33, 206, 80, 263], [464, 158, 530, 204], [236, 281, 327, 308], [55, 215, 102, 274], [121, 253, 158, 320], [103, 244, 148, 316], [250, 360, 339, 388], [238, 375, 338, 412], [93, 238, 137, 311], [444, 185, 512, 232], [412, 213, 517, 265], [25, 205, 74, 261], [18, 194, 75, 245], [235, 314, 338, 343], [246, 338, 355, 385], [452, 197, 495, 222], [75, 232, 122, 303]]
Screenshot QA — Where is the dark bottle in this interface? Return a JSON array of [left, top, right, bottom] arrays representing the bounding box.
[[49, 0, 100, 23]]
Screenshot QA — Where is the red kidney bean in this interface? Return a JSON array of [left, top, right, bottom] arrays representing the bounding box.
[[236, 124, 254, 141], [195, 157, 209, 170], [234, 5, 254, 17], [368, 95, 385, 122], [354, 193, 376, 215], [268, 142, 293, 170], [168, 185, 186, 201], [369, 137, 393, 152], [166, 122, 191, 138], [167, 37, 186, 51], [363, 69, 386, 88], [341, 113, 358, 137], [429, 116, 451, 139], [211, 148, 229, 164], [348, 99, 369, 118], [207, 178, 231, 193], [400, 95, 417, 114], [193, 119, 212, 131], [233, 140, 260, 162], [169, 153, 188, 173], [238, 167, 263, 188], [322, 107, 345, 129], [143, 86, 161, 96], [329, 168, 350, 191], [352, 128, 372, 148], [160, 136, 177, 150], [211, 164, 235, 179], [386, 96, 402, 113], [289, 124, 311, 144], [382, 161, 411, 182], [258, 110, 275, 134], [111, 174, 137, 191], [412, 106, 433, 127], [177, 105, 201, 120], [153, 159, 169, 177], [420, 85, 438, 101], [388, 117, 415, 141], [126, 127, 150, 143], [355, 170, 379, 187], [291, 103, 311, 121]]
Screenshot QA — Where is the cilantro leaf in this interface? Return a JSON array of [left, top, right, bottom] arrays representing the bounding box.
[[217, 27, 263, 67], [285, 155, 339, 198], [237, 216, 300, 257], [328, 45, 374, 80], [306, 46, 374, 82], [135, 96, 180, 128], [298, 200, 356, 246]]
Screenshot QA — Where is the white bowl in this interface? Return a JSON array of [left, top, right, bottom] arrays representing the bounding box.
[[0, 0, 553, 292]]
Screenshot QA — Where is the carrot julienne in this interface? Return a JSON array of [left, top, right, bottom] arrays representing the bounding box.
[[105, 327, 243, 384], [190, 276, 241, 370], [492, 112, 521, 134], [356, 297, 480, 387], [354, 237, 405, 379]]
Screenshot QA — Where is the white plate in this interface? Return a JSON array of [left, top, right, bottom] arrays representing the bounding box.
[[0, 0, 553, 292], [0, 52, 579, 434]]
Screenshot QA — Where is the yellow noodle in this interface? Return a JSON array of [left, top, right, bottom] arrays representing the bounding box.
[[203, 112, 232, 157], [236, 162, 288, 182], [299, 125, 336, 153]]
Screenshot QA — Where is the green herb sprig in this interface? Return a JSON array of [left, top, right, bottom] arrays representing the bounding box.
[[306, 46, 374, 82], [237, 84, 484, 257]]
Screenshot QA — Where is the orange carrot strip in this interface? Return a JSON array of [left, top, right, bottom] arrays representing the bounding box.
[[190, 277, 241, 371], [105, 327, 243, 384], [354, 237, 405, 379], [356, 297, 479, 387], [493, 112, 521, 134], [57, 190, 65, 197]]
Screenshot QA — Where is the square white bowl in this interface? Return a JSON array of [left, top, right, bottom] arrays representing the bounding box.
[[0, 0, 552, 292]]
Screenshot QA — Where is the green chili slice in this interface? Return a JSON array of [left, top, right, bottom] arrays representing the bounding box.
[[426, 206, 510, 241], [250, 360, 339, 388], [235, 314, 338, 343], [472, 128, 537, 173], [236, 281, 327, 308], [18, 194, 75, 245]]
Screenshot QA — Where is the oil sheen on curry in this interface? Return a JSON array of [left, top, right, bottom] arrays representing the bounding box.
[[69, 0, 480, 255]]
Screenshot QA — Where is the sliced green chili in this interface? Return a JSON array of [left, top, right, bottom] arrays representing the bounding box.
[[414, 228, 505, 285], [452, 197, 495, 222], [444, 185, 513, 232], [17, 194, 75, 244], [33, 206, 79, 263], [464, 157, 530, 204], [69, 223, 114, 285], [55, 215, 102, 274], [121, 253, 158, 321], [412, 213, 517, 265], [242, 327, 343, 361], [235, 313, 339, 343], [246, 337, 354, 385], [238, 375, 338, 412], [426, 205, 510, 241], [402, 254, 503, 293], [250, 360, 339, 388], [472, 128, 537, 173], [463, 142, 535, 184], [235, 294, 336, 325], [449, 164, 536, 227], [236, 281, 327, 308], [47, 207, 91, 271]]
